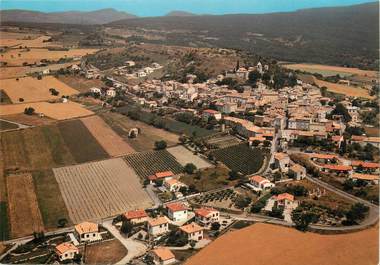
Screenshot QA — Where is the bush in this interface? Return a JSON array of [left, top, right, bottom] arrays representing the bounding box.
[[184, 163, 197, 174], [154, 140, 167, 150], [24, 107, 35, 115], [210, 222, 221, 231]]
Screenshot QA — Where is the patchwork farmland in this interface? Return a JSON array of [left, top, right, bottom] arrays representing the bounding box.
[[124, 150, 183, 179], [53, 158, 154, 224], [167, 145, 212, 169], [7, 174, 44, 238], [81, 115, 135, 157], [1, 76, 79, 103], [211, 144, 267, 175], [57, 119, 109, 163]]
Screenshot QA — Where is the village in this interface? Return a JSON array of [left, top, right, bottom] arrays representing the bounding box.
[[0, 23, 379, 265]]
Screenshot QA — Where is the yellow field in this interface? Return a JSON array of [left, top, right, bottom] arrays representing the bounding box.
[[186, 223, 379, 265], [0, 101, 94, 120], [315, 78, 374, 99], [1, 76, 79, 103], [0, 35, 61, 48], [283, 63, 378, 78], [1, 48, 98, 66]]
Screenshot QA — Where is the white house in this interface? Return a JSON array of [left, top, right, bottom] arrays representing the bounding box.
[[202, 109, 222, 121], [106, 89, 116, 97], [147, 216, 170, 238], [144, 67, 154, 74], [124, 209, 148, 224], [249, 175, 275, 192], [74, 222, 101, 243], [289, 164, 306, 180], [136, 71, 147, 78], [273, 152, 290, 173], [164, 178, 187, 192], [264, 193, 298, 223], [90, 87, 102, 94], [148, 171, 174, 184], [166, 203, 188, 222], [179, 222, 204, 242], [151, 247, 176, 265], [125, 61, 136, 67], [55, 242, 79, 261], [194, 207, 219, 227]]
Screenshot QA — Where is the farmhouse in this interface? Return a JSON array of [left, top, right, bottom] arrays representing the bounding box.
[[55, 242, 79, 261], [273, 152, 290, 172], [151, 247, 176, 265], [124, 209, 148, 224], [264, 193, 298, 222], [74, 222, 101, 243], [249, 175, 275, 192], [289, 164, 306, 180], [202, 109, 222, 121], [106, 88, 116, 97], [90, 87, 102, 94], [195, 207, 220, 227], [149, 171, 175, 184], [166, 202, 188, 222], [321, 164, 352, 174], [164, 178, 187, 192], [179, 222, 204, 242], [350, 161, 380, 174], [147, 216, 170, 238], [350, 173, 379, 185]]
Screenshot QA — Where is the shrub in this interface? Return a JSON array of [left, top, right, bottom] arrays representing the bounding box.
[[184, 163, 197, 174], [154, 140, 167, 150]]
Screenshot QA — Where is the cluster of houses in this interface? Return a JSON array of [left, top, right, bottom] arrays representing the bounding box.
[[114, 61, 163, 79]]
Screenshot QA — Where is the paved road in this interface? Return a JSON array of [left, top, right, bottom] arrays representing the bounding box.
[[102, 220, 147, 264]]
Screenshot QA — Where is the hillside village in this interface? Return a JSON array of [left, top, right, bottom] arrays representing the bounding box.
[[0, 22, 379, 265]]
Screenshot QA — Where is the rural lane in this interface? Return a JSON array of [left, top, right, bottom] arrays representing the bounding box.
[[102, 220, 147, 264]]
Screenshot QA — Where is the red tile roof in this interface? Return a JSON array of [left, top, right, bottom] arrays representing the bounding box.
[[124, 209, 148, 220], [55, 243, 78, 255], [276, 193, 294, 202], [351, 161, 380, 169], [180, 222, 203, 234], [166, 202, 187, 212], [322, 164, 352, 171], [250, 175, 269, 184], [195, 207, 218, 218]]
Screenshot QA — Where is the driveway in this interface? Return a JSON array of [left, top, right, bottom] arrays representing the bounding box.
[[102, 221, 148, 264]]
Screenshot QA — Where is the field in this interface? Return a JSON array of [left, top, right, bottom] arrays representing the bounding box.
[[0, 90, 12, 104], [185, 223, 379, 265], [53, 158, 154, 224], [1, 48, 98, 66], [81, 115, 135, 157], [0, 101, 94, 120], [1, 114, 54, 126], [1, 76, 79, 103], [100, 112, 178, 152], [210, 144, 267, 175], [167, 146, 212, 169], [124, 150, 183, 179], [58, 119, 109, 163], [283, 63, 378, 78], [83, 239, 127, 264], [0, 120, 19, 131], [206, 135, 241, 149], [314, 78, 374, 99], [7, 174, 44, 238], [0, 34, 60, 48], [58, 75, 104, 93]]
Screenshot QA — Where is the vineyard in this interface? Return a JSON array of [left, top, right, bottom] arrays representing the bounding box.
[[53, 158, 154, 224], [211, 144, 267, 175], [124, 150, 183, 179], [206, 135, 241, 149]]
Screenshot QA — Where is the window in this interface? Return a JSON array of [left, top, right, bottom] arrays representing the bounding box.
[[86, 234, 89, 238], [93, 233, 96, 236]]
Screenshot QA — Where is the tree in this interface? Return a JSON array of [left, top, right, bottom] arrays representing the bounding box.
[[24, 107, 35, 115], [331, 103, 352, 122], [184, 163, 197, 174], [248, 70, 262, 83], [73, 253, 82, 263], [154, 140, 167, 150], [120, 220, 133, 235], [268, 205, 284, 219], [344, 203, 369, 225], [210, 222, 221, 231], [251, 140, 261, 147], [228, 170, 240, 180], [263, 140, 271, 147], [235, 195, 252, 209], [189, 240, 196, 249], [57, 218, 68, 228], [291, 206, 318, 231]]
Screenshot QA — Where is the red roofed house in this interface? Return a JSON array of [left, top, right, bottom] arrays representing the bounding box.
[[273, 152, 290, 172], [264, 193, 298, 223], [289, 164, 306, 180], [195, 207, 220, 227], [150, 247, 176, 265], [249, 175, 275, 191], [147, 216, 170, 238], [148, 171, 174, 184], [166, 202, 188, 222], [351, 161, 380, 174], [202, 109, 222, 121], [164, 178, 187, 192], [321, 164, 352, 174], [74, 222, 101, 243], [309, 153, 337, 163], [179, 222, 204, 242], [55, 242, 79, 261], [124, 209, 148, 224], [350, 173, 379, 185]]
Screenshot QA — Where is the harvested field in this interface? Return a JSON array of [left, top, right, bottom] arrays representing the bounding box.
[[167, 146, 212, 169], [83, 239, 127, 264], [205, 134, 241, 149], [32, 170, 72, 229], [81, 115, 135, 157], [185, 223, 379, 265], [211, 144, 267, 175], [58, 75, 104, 93], [314, 78, 374, 99], [1, 114, 54, 126], [0, 101, 94, 120], [283, 63, 378, 78], [124, 150, 183, 179], [58, 119, 109, 163], [0, 35, 60, 48], [0, 120, 19, 131], [1, 76, 78, 103], [7, 174, 44, 238], [1, 129, 30, 170], [53, 158, 154, 224], [100, 112, 178, 152], [0, 90, 12, 104], [1, 48, 97, 66]]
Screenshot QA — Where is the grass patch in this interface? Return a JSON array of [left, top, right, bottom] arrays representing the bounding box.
[[32, 170, 71, 229]]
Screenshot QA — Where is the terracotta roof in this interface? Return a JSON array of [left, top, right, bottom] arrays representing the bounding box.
[[351, 161, 380, 169], [250, 175, 269, 184], [249, 136, 266, 142], [148, 216, 169, 227], [309, 153, 337, 160], [322, 164, 352, 171], [195, 207, 218, 218], [180, 222, 203, 234], [55, 243, 78, 255], [166, 202, 187, 212], [124, 209, 148, 220], [290, 164, 305, 173], [274, 152, 289, 161], [276, 193, 294, 202], [152, 247, 175, 261], [75, 222, 98, 234], [365, 137, 380, 143], [165, 178, 180, 186], [156, 171, 174, 178], [203, 109, 219, 114], [331, 135, 343, 142], [351, 173, 379, 181], [351, 135, 366, 142]]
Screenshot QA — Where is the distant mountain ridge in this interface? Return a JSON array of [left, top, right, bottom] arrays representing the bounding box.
[[165, 11, 197, 17], [0, 8, 137, 25]]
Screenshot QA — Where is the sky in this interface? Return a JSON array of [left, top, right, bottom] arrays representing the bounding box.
[[0, 0, 374, 16]]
